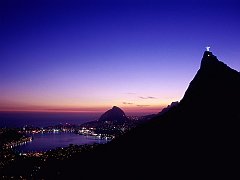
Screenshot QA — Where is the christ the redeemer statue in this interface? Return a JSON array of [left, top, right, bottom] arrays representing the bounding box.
[[206, 46, 210, 51]]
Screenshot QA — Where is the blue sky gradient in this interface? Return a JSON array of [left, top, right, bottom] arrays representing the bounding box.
[[1, 0, 239, 114]]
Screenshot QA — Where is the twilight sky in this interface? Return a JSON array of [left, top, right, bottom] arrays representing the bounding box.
[[0, 0, 240, 114]]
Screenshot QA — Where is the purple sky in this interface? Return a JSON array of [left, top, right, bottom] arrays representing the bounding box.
[[1, 0, 240, 114]]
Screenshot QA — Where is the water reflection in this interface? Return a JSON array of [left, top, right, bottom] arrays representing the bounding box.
[[15, 132, 108, 153]]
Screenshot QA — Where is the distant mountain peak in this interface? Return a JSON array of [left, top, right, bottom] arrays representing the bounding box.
[[159, 101, 179, 115], [98, 106, 128, 123], [112, 106, 120, 110]]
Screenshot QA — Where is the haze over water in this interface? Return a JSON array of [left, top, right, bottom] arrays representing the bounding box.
[[0, 112, 100, 128]]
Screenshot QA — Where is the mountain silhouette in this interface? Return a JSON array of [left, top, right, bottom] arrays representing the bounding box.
[[158, 101, 179, 115], [98, 106, 128, 123], [35, 51, 240, 179], [181, 51, 240, 119]]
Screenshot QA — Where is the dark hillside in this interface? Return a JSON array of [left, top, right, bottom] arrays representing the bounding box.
[[36, 51, 240, 179]]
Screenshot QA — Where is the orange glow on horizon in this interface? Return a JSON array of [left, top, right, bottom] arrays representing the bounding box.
[[0, 104, 166, 115]]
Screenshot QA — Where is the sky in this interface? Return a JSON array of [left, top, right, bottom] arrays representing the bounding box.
[[0, 0, 240, 115]]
